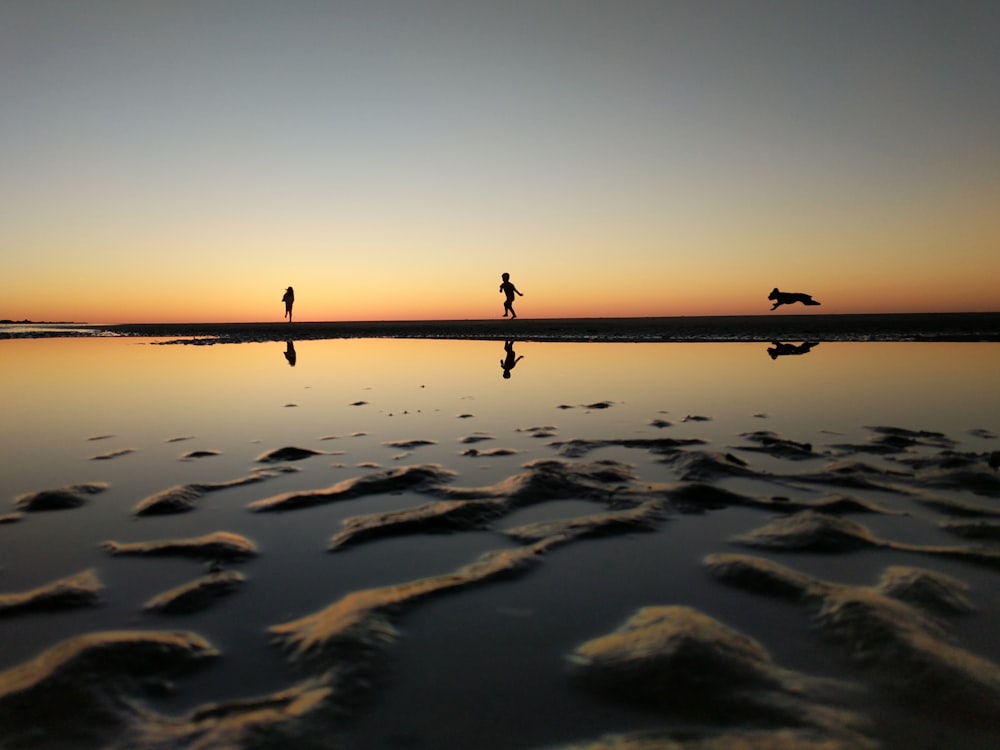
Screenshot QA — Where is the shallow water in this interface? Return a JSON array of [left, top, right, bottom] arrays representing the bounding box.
[[1, 337, 999, 748]]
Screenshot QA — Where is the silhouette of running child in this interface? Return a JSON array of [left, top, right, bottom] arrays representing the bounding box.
[[500, 340, 523, 379], [499, 273, 523, 318], [282, 286, 295, 322]]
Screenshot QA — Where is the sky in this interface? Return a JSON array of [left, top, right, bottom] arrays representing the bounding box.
[[2, 0, 998, 323]]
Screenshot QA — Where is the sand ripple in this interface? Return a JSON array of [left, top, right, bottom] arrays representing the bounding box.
[[0, 570, 102, 615], [0, 630, 217, 747], [733, 510, 1000, 568], [568, 605, 871, 746], [706, 554, 1000, 718], [102, 531, 258, 561], [144, 571, 245, 614], [248, 464, 456, 512], [134, 469, 286, 515], [14, 482, 108, 512]]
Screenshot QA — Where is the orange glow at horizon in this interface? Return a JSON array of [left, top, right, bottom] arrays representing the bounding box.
[[8, 279, 1000, 325], [8, 250, 998, 324]]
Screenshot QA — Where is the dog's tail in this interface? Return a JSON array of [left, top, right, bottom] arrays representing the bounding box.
[[804, 298, 821, 306]]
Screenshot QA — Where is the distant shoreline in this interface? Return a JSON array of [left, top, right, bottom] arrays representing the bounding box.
[[14, 312, 992, 343]]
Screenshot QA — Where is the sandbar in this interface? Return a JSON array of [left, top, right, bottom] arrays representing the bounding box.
[[81, 312, 1000, 343]]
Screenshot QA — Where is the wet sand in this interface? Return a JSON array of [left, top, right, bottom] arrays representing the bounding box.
[[5, 428, 1000, 748], [95, 312, 1000, 343]]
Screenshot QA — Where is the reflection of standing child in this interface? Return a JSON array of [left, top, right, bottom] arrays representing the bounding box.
[[282, 286, 295, 322], [499, 273, 523, 318]]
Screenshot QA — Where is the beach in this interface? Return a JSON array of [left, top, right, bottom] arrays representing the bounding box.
[[94, 312, 1000, 343], [5, 0, 999, 742], [1, 333, 999, 749], [4, 312, 1000, 343]]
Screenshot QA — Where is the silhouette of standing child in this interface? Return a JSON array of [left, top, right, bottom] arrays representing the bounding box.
[[499, 273, 523, 318], [282, 286, 294, 322]]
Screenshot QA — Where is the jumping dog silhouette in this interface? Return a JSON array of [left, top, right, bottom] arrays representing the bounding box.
[[768, 288, 821, 310]]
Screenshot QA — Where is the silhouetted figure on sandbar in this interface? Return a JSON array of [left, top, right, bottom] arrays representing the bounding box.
[[500, 340, 523, 379], [768, 341, 819, 359], [282, 286, 295, 322], [284, 340, 297, 367], [500, 273, 523, 318], [768, 287, 820, 310]]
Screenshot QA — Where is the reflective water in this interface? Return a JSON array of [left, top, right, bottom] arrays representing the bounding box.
[[1, 337, 998, 748]]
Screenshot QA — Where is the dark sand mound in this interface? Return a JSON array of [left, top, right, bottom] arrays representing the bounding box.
[[179, 449, 220, 460], [659, 450, 758, 482], [518, 424, 559, 438], [143, 571, 245, 614], [665, 483, 895, 516], [732, 510, 1000, 568], [0, 630, 217, 747], [705, 554, 1000, 717], [459, 447, 519, 457], [249, 464, 456, 512], [458, 433, 494, 444], [383, 439, 438, 449], [0, 569, 102, 615], [504, 500, 664, 543], [439, 458, 636, 503], [705, 553, 974, 616], [271, 540, 560, 667], [567, 605, 869, 743], [908, 461, 1000, 498], [255, 446, 326, 463], [328, 459, 650, 549], [89, 448, 136, 461], [134, 469, 288, 515], [733, 510, 884, 552], [876, 565, 975, 615], [734, 431, 819, 460], [113, 679, 334, 750], [329, 499, 508, 550], [549, 437, 705, 459], [830, 425, 956, 455], [14, 482, 108, 512], [102, 531, 258, 561]]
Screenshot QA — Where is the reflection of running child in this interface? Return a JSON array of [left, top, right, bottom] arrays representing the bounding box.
[[499, 273, 523, 318], [500, 340, 523, 379]]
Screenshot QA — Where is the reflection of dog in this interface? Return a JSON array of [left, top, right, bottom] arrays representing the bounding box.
[[768, 341, 818, 359], [769, 288, 821, 310]]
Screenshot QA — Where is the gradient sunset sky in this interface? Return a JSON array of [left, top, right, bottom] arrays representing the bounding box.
[[2, 1, 997, 323]]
